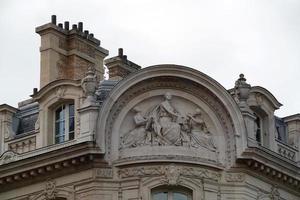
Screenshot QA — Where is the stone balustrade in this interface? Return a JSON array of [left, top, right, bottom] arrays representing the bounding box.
[[276, 140, 298, 161], [8, 135, 36, 154]]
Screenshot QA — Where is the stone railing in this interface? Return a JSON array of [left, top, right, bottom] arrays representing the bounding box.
[[276, 140, 298, 162], [8, 134, 36, 154], [0, 135, 95, 166]]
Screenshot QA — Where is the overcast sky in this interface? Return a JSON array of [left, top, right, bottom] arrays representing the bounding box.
[[0, 0, 300, 117]]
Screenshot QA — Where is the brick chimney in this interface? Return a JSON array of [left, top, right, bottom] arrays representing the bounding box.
[[36, 15, 109, 88], [105, 48, 141, 80]]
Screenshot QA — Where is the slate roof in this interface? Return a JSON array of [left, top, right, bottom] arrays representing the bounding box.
[[13, 101, 39, 135]]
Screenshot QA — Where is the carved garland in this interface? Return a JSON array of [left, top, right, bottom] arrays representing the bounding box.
[[119, 164, 221, 183], [105, 77, 235, 166]]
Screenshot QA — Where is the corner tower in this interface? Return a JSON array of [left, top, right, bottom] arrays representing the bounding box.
[[36, 15, 109, 88]]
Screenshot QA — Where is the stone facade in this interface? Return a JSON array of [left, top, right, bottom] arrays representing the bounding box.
[[0, 16, 300, 200]]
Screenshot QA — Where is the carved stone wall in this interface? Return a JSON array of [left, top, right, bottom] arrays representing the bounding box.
[[105, 76, 235, 167]]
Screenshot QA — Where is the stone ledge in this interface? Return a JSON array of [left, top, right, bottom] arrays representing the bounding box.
[[0, 141, 105, 192]]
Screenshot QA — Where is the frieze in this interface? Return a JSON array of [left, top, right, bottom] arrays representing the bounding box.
[[120, 93, 218, 155], [30, 179, 75, 200], [257, 185, 280, 200], [105, 77, 235, 166], [225, 173, 246, 182], [45, 179, 56, 200], [115, 154, 221, 166], [95, 168, 113, 178], [118, 165, 221, 182], [160, 164, 182, 185]]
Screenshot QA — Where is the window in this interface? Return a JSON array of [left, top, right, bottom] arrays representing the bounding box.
[[253, 109, 269, 147], [152, 187, 192, 200], [254, 114, 262, 144], [275, 117, 288, 144], [55, 103, 75, 144]]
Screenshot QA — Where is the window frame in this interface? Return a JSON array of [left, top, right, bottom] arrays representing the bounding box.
[[53, 102, 75, 144], [151, 187, 192, 200]]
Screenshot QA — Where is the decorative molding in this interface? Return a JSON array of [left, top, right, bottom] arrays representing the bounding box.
[[160, 164, 182, 186], [246, 160, 300, 190], [257, 185, 280, 200], [118, 164, 221, 182], [106, 77, 235, 166], [44, 179, 56, 200], [0, 144, 96, 188], [29, 180, 75, 200], [8, 136, 36, 154], [277, 143, 296, 161], [115, 155, 221, 167], [55, 86, 66, 99], [95, 168, 113, 178], [0, 150, 19, 165], [225, 173, 246, 182], [120, 93, 217, 154]]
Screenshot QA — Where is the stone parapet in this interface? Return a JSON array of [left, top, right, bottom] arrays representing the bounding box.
[[8, 134, 36, 154]]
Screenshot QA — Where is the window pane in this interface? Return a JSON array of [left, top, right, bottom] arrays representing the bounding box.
[[69, 117, 74, 132], [55, 107, 62, 120], [69, 103, 74, 117], [173, 192, 188, 200], [153, 192, 168, 200], [55, 104, 75, 144], [55, 119, 65, 144]]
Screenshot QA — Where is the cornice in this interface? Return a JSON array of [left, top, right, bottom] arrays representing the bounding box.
[[31, 79, 81, 101], [238, 147, 300, 191], [0, 141, 105, 192], [250, 86, 282, 109]]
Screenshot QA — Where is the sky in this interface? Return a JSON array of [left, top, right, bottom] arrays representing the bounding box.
[[0, 0, 300, 117]]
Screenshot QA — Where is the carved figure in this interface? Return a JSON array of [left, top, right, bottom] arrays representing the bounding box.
[[120, 93, 217, 153], [187, 109, 216, 151], [161, 164, 181, 185], [121, 107, 150, 148], [148, 92, 182, 145]]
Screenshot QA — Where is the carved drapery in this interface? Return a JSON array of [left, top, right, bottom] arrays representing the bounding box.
[[120, 92, 217, 153]]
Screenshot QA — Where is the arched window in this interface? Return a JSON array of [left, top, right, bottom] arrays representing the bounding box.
[[55, 103, 75, 144], [152, 186, 192, 200]]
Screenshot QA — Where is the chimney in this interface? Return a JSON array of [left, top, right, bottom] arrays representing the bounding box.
[[35, 15, 109, 88], [105, 48, 141, 80]]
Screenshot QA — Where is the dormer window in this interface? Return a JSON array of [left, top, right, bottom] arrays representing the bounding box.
[[55, 103, 75, 144], [254, 114, 262, 144], [253, 110, 269, 147]]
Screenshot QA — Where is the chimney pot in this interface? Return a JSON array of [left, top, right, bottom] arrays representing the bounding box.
[[78, 22, 83, 32], [33, 88, 38, 95], [51, 15, 57, 25], [123, 55, 127, 60], [84, 30, 89, 38], [72, 24, 77, 30], [118, 48, 123, 57], [88, 33, 94, 39], [64, 21, 69, 30], [58, 23, 63, 28]]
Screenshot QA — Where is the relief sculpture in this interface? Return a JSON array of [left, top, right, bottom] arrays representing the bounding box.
[[120, 93, 217, 152]]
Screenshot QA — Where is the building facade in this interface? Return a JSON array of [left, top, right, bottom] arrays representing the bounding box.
[[0, 16, 300, 200]]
